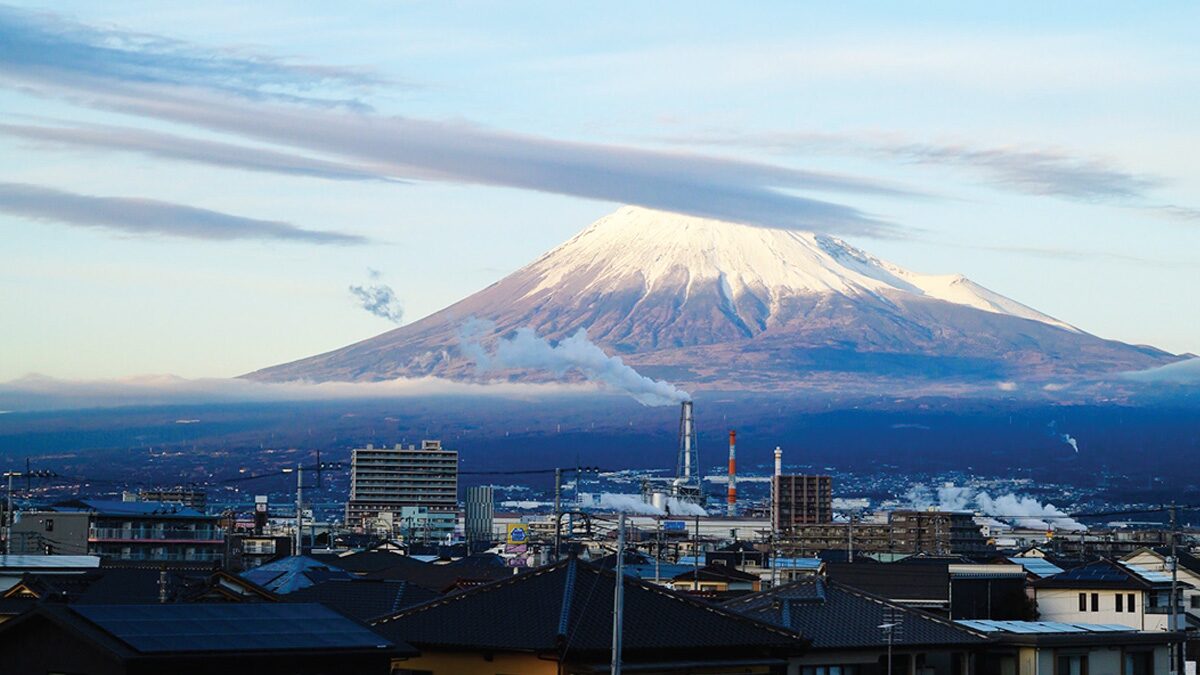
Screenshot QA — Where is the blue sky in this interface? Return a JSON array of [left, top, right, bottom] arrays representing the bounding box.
[[1, 1, 1197, 380]]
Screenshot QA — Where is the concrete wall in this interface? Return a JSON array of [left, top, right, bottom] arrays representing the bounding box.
[[1036, 588, 1163, 631], [9, 511, 89, 555]]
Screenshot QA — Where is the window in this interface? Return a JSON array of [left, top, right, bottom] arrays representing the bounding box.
[[1079, 593, 1087, 611], [1091, 593, 1099, 612], [1116, 593, 1124, 612], [1191, 595, 1199, 609], [44, 518, 54, 532], [1128, 593, 1136, 612], [1057, 654, 1088, 675]]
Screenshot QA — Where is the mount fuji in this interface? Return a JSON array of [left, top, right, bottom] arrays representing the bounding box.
[[248, 207, 1178, 393]]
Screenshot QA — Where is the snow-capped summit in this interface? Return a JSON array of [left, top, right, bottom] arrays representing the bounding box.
[[522, 206, 1076, 332], [248, 206, 1174, 390]]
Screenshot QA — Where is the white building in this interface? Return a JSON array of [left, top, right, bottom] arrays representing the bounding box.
[[1032, 559, 1191, 632]]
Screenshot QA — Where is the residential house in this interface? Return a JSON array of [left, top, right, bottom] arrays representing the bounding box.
[[725, 577, 988, 675], [957, 620, 1179, 675], [1032, 559, 1191, 631], [371, 556, 806, 674]]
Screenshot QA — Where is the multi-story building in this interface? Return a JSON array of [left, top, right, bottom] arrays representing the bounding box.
[[890, 510, 991, 556], [772, 474, 832, 532], [10, 499, 223, 563], [136, 488, 207, 511], [345, 440, 458, 542], [1033, 558, 1191, 632], [778, 510, 991, 556], [464, 486, 494, 548]]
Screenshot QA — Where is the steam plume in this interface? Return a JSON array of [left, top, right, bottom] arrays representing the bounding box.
[[598, 493, 707, 516], [906, 483, 1084, 531], [1060, 434, 1079, 453], [349, 269, 403, 324], [458, 319, 690, 407]]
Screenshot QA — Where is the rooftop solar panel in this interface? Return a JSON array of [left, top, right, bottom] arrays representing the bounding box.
[[955, 620, 1137, 635], [72, 604, 393, 653]]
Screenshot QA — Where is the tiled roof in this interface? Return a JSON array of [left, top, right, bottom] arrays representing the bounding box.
[[671, 563, 760, 583], [240, 556, 354, 594], [9, 568, 275, 605], [360, 555, 514, 592], [724, 578, 986, 650], [283, 579, 438, 622], [372, 557, 804, 660]]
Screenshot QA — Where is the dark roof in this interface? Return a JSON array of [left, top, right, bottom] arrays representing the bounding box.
[[671, 563, 760, 583], [284, 579, 438, 622], [361, 555, 514, 592], [311, 551, 420, 574], [724, 578, 986, 650], [240, 556, 354, 594], [7, 568, 274, 605], [1032, 559, 1162, 590], [372, 557, 804, 661], [825, 562, 949, 602], [1152, 547, 1200, 575], [5, 602, 409, 656]]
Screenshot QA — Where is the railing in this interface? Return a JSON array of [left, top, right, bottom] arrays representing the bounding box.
[[89, 527, 224, 541], [104, 551, 224, 562]]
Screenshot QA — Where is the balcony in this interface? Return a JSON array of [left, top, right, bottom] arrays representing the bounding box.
[[89, 527, 224, 542]]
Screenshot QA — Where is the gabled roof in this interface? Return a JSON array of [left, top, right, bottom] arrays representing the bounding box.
[[372, 557, 805, 661], [671, 563, 760, 583], [360, 555, 513, 592], [0, 602, 412, 657], [310, 550, 418, 574], [1006, 556, 1064, 578], [283, 579, 438, 622], [6, 568, 277, 605], [724, 578, 987, 650], [1033, 559, 1183, 590], [240, 556, 354, 594]]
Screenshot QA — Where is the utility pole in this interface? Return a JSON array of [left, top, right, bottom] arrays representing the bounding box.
[[693, 515, 700, 589], [848, 513, 855, 564], [554, 468, 562, 562], [295, 463, 303, 556], [5, 471, 14, 553], [880, 623, 897, 675], [611, 512, 626, 675], [1169, 502, 1179, 675]]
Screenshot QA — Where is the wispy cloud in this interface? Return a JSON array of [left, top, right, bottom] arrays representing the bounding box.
[[0, 7, 923, 238], [0, 4, 380, 107], [1121, 358, 1200, 385], [349, 269, 404, 324], [659, 130, 1176, 206], [0, 182, 365, 244], [0, 121, 402, 183]]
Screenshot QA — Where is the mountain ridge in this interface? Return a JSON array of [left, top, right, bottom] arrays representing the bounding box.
[[247, 206, 1177, 391]]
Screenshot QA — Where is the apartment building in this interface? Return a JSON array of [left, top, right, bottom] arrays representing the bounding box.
[[345, 440, 458, 542]]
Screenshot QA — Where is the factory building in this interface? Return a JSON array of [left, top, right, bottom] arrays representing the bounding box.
[[344, 440, 458, 542], [778, 510, 991, 557], [772, 474, 833, 531]]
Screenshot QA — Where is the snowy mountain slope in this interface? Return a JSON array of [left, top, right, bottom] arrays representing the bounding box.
[[247, 206, 1176, 389]]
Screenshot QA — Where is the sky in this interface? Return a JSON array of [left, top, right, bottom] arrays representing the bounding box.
[[1, 1, 1197, 381]]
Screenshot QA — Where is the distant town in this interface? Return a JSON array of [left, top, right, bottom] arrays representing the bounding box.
[[0, 400, 1196, 675]]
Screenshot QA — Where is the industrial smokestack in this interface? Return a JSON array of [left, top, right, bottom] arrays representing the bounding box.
[[727, 430, 737, 517], [681, 401, 694, 480], [774, 446, 782, 476]]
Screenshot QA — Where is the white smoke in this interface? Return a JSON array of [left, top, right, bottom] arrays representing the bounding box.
[[597, 493, 707, 517], [458, 318, 691, 407], [1060, 433, 1079, 453], [349, 269, 403, 324], [906, 483, 1085, 531]]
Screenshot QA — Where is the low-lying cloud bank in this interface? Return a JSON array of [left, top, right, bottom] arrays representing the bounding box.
[[1121, 357, 1200, 385], [0, 374, 593, 412]]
